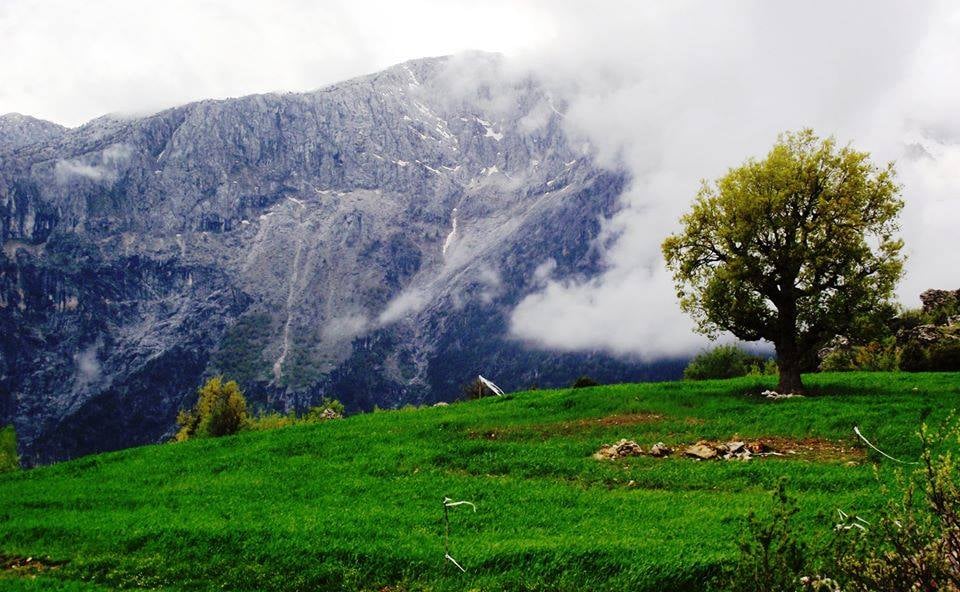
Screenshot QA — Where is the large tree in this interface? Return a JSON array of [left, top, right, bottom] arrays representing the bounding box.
[[662, 129, 904, 393]]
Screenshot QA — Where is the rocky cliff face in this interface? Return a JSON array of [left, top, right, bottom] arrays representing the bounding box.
[[1, 55, 683, 464]]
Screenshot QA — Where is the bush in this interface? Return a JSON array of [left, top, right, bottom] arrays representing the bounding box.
[[246, 398, 345, 432], [928, 342, 960, 371], [571, 376, 599, 389], [821, 339, 899, 372], [176, 376, 249, 441], [724, 478, 816, 592], [0, 426, 19, 473], [720, 419, 960, 591], [832, 420, 960, 591], [684, 345, 769, 380], [899, 342, 929, 372]]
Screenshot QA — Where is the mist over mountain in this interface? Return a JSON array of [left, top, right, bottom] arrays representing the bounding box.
[[0, 55, 684, 464]]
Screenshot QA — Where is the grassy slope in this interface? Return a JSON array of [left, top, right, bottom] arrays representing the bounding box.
[[1, 372, 958, 591]]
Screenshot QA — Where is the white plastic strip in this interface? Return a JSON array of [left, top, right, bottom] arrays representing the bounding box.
[[854, 426, 919, 465], [477, 375, 504, 396]]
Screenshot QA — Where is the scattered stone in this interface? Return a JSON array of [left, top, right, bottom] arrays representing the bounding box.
[[319, 407, 342, 420], [648, 442, 672, 457], [684, 441, 719, 460], [726, 441, 746, 454], [761, 390, 804, 400], [593, 439, 644, 460]]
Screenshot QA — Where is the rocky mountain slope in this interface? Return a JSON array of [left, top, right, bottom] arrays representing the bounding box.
[[0, 55, 683, 464]]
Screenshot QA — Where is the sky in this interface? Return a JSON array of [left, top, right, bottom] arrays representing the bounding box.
[[2, 0, 959, 359]]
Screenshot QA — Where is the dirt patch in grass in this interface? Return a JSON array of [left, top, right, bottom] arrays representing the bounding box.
[[751, 436, 865, 462], [0, 554, 68, 575], [469, 412, 666, 441]]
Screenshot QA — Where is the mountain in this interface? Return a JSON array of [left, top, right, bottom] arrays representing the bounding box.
[[0, 54, 685, 464], [0, 113, 67, 151]]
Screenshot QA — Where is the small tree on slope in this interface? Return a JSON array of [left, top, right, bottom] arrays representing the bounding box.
[[663, 129, 904, 393]]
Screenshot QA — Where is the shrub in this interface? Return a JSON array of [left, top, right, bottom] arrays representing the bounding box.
[[724, 478, 817, 592], [571, 376, 599, 389], [822, 339, 899, 372], [303, 397, 345, 420], [928, 342, 960, 371], [833, 420, 960, 591], [0, 426, 19, 473], [684, 345, 768, 380], [176, 376, 249, 441], [899, 342, 930, 372], [246, 398, 345, 432]]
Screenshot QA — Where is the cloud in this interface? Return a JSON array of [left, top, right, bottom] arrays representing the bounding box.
[[378, 289, 428, 325], [0, 0, 554, 127], [505, 0, 960, 358], [54, 143, 132, 184], [73, 342, 101, 388]]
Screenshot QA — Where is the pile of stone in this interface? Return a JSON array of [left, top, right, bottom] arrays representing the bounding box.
[[683, 439, 777, 461], [761, 390, 804, 400], [593, 439, 644, 460], [318, 407, 343, 420], [594, 438, 779, 462]]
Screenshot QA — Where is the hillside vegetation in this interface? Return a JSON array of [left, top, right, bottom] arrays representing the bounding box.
[[1, 372, 958, 591]]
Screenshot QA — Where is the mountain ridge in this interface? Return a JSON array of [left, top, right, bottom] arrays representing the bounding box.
[[0, 54, 684, 464]]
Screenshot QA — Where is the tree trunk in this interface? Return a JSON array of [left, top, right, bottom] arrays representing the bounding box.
[[775, 341, 804, 394]]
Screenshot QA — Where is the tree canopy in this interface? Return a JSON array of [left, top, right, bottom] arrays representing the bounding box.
[[663, 129, 904, 392]]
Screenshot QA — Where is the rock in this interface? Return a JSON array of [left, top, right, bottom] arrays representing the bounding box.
[[684, 441, 718, 460], [920, 289, 960, 315], [762, 390, 804, 400], [594, 439, 643, 460], [726, 441, 746, 454], [648, 442, 672, 457], [318, 408, 342, 420], [432, 401, 449, 407]]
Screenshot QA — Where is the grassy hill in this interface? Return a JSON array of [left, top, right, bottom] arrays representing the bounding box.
[[1, 372, 958, 591]]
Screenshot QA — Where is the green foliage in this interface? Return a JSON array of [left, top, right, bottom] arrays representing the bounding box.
[[246, 398, 345, 432], [821, 338, 899, 372], [2, 373, 960, 591], [571, 375, 600, 388], [0, 425, 19, 473], [176, 376, 249, 440], [210, 314, 274, 387], [899, 341, 930, 372], [663, 129, 904, 392], [928, 342, 960, 371], [832, 419, 960, 591], [726, 478, 813, 592], [684, 345, 771, 380]]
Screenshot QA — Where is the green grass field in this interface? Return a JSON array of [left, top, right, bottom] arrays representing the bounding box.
[[1, 372, 958, 591]]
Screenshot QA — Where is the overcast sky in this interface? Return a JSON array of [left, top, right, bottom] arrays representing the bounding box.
[[2, 0, 958, 358]]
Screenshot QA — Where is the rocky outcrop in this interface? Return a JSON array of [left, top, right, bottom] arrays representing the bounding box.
[[0, 55, 684, 464]]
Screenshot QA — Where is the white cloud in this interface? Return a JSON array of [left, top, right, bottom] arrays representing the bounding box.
[[54, 143, 132, 183], [506, 0, 960, 357]]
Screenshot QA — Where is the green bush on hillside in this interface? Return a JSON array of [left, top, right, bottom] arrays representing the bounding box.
[[176, 376, 249, 441], [821, 338, 899, 372], [684, 345, 772, 381], [246, 397, 345, 431], [928, 342, 960, 372], [0, 425, 19, 473], [571, 376, 600, 389]]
